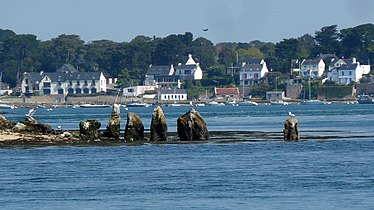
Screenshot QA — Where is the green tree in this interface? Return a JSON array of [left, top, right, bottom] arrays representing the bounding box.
[[315, 25, 341, 54], [190, 37, 216, 68]]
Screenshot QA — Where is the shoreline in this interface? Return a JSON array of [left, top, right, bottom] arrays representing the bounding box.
[[1, 130, 373, 148]]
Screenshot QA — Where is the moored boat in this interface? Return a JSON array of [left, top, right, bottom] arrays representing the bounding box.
[[270, 100, 288, 105], [80, 104, 111, 108], [126, 102, 150, 107], [238, 101, 258, 106], [357, 95, 374, 104]]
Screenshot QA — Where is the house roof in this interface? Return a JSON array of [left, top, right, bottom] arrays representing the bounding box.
[[147, 65, 173, 76], [235, 58, 263, 67], [215, 88, 239, 95], [301, 59, 321, 65], [338, 63, 358, 70], [175, 64, 197, 70], [159, 89, 187, 94], [25, 71, 102, 83], [241, 63, 263, 71], [56, 64, 79, 73], [185, 54, 197, 65]]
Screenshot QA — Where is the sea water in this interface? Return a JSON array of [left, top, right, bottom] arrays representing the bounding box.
[[1, 104, 374, 209]]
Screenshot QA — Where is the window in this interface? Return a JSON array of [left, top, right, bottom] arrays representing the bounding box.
[[77, 80, 81, 85], [43, 89, 51, 95], [92, 80, 96, 85], [76, 88, 82, 94], [342, 71, 345, 76], [68, 88, 74, 94], [69, 80, 73, 86], [84, 80, 88, 85], [91, 88, 97, 94], [349, 71, 352, 76], [25, 79, 29, 84], [43, 82, 51, 88], [128, 88, 134, 93], [83, 88, 89, 94], [58, 88, 64, 94]]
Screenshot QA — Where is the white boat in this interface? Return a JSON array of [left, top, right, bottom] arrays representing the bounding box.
[[225, 100, 239, 106], [0, 104, 16, 109], [238, 101, 258, 106], [80, 104, 111, 108], [207, 101, 225, 106], [357, 95, 374, 104], [270, 100, 288, 105], [301, 99, 325, 105], [195, 103, 206, 107], [126, 103, 150, 107]]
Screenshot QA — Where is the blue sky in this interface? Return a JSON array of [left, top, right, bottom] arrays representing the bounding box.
[[1, 0, 374, 44]]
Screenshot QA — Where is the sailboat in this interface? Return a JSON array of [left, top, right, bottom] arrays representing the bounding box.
[[301, 80, 325, 105]]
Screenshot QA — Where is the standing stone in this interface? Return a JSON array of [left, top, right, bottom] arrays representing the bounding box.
[[177, 108, 209, 141], [124, 112, 144, 142], [104, 104, 121, 139], [79, 119, 101, 141], [283, 117, 300, 141], [150, 106, 167, 141]]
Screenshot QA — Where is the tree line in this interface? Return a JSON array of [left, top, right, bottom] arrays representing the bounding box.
[[1, 23, 374, 88]]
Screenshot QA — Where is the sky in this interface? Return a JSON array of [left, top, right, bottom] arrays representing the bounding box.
[[1, 0, 374, 44]]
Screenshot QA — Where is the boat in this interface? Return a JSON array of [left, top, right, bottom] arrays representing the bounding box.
[[270, 100, 288, 105], [0, 104, 16, 109], [126, 102, 150, 107], [238, 101, 258, 106], [225, 100, 239, 106], [301, 99, 325, 105], [357, 95, 374, 104], [207, 101, 225, 106], [80, 104, 111, 108]]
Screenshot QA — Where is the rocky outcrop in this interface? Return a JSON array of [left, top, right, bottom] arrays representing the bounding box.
[[103, 104, 121, 139], [150, 106, 167, 141], [177, 108, 209, 141], [0, 115, 16, 130], [12, 115, 52, 134], [124, 112, 144, 142], [283, 117, 300, 141], [79, 119, 101, 141]]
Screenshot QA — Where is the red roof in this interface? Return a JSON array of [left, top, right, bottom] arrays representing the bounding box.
[[215, 88, 240, 95]]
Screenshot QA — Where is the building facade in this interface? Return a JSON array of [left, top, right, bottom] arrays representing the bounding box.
[[299, 58, 325, 78], [21, 64, 107, 96]]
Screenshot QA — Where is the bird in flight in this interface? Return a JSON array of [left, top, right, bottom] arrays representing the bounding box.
[[203, 28, 208, 31]]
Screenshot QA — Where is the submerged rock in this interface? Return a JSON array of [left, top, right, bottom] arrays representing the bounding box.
[[150, 106, 167, 141], [79, 119, 101, 141], [283, 117, 300, 141], [124, 112, 144, 142], [103, 104, 121, 139], [177, 108, 209, 141]]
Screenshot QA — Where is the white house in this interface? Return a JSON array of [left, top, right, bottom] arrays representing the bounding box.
[[327, 63, 367, 85], [174, 54, 203, 80], [157, 89, 188, 101], [300, 58, 325, 78], [144, 64, 181, 89], [239, 63, 269, 86], [123, 85, 156, 97], [21, 64, 107, 96]]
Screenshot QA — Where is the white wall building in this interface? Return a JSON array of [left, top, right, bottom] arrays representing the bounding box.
[[327, 63, 368, 85], [300, 58, 325, 78], [123, 85, 156, 97], [21, 64, 107, 96], [157, 89, 188, 101], [239, 63, 269, 86]]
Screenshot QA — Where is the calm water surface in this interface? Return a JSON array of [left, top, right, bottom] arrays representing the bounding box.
[[1, 104, 374, 209]]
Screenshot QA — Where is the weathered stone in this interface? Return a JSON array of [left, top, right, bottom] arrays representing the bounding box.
[[103, 104, 121, 139], [0, 115, 16, 130], [283, 117, 300, 141], [79, 119, 101, 141], [177, 108, 209, 141], [15, 116, 52, 134], [124, 112, 144, 142], [150, 106, 167, 141]]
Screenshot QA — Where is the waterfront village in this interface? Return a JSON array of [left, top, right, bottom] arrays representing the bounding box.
[[0, 53, 374, 107]]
